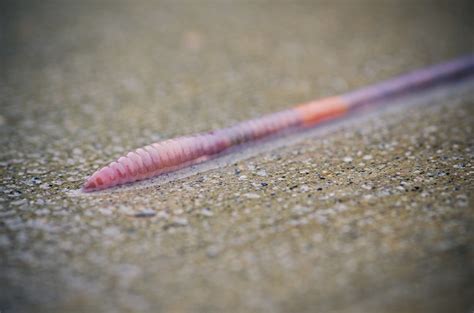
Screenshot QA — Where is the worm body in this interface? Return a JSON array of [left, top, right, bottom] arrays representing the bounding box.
[[83, 55, 474, 192]]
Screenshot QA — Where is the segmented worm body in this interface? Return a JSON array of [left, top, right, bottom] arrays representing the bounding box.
[[83, 55, 474, 192]]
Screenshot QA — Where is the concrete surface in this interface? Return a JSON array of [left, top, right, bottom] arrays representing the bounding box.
[[1, 1, 473, 312]]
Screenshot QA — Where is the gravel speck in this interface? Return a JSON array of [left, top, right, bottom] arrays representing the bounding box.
[[199, 208, 214, 217], [256, 170, 267, 177], [343, 156, 353, 163], [99, 207, 114, 216], [134, 208, 156, 218], [244, 193, 261, 199]]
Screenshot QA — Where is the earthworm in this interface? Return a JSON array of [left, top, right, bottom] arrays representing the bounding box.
[[83, 54, 474, 192]]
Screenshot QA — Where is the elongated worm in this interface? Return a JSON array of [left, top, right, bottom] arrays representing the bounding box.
[[83, 55, 474, 192]]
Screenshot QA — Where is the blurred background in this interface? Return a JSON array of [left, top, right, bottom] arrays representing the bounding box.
[[0, 1, 473, 312], [2, 0, 473, 139]]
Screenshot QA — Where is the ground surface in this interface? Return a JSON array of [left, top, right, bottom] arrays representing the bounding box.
[[1, 1, 474, 312]]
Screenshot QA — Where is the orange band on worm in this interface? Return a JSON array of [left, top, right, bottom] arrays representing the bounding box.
[[294, 96, 349, 127]]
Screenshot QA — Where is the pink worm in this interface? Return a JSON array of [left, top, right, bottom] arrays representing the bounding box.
[[83, 55, 474, 192]]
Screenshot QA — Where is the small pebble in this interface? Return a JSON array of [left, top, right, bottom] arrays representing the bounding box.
[[343, 156, 353, 163], [134, 208, 156, 218], [99, 207, 113, 216], [256, 170, 267, 177], [199, 208, 213, 217], [171, 217, 188, 226], [244, 193, 260, 199]]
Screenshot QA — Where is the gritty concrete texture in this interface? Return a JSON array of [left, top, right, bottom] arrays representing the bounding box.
[[1, 1, 474, 312]]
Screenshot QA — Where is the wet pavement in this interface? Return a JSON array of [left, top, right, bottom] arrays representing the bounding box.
[[1, 1, 474, 312]]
